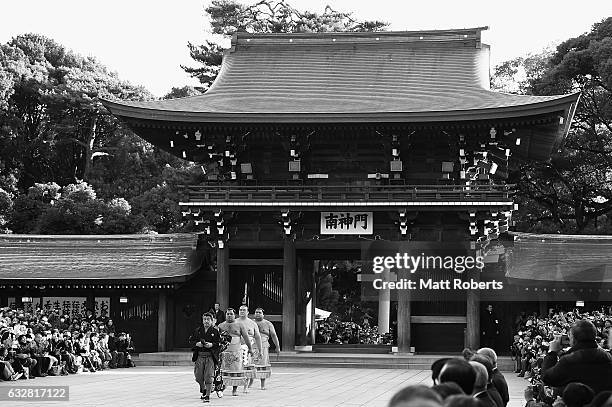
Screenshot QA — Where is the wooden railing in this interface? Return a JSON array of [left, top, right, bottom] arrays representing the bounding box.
[[180, 184, 514, 202]]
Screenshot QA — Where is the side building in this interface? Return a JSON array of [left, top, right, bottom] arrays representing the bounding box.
[[0, 233, 207, 352]]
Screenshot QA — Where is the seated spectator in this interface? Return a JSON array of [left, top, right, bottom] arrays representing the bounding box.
[[561, 383, 594, 407], [438, 359, 476, 395], [96, 333, 112, 369], [60, 331, 78, 374], [110, 332, 128, 368], [12, 334, 37, 379], [0, 345, 22, 380], [542, 319, 612, 394], [388, 384, 442, 407], [431, 382, 464, 400], [470, 361, 496, 407], [75, 333, 95, 373], [88, 333, 102, 371], [30, 333, 57, 377]]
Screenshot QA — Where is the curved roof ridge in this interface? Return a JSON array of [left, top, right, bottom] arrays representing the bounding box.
[[230, 27, 489, 48]]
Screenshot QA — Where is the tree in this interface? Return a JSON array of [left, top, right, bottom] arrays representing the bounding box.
[[183, 0, 388, 88], [163, 85, 204, 99], [8, 182, 60, 233], [0, 187, 12, 232], [501, 18, 612, 233], [0, 34, 154, 188], [490, 48, 554, 94]]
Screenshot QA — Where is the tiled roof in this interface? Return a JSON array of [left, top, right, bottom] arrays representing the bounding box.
[[102, 28, 579, 124], [0, 234, 200, 281], [506, 232, 612, 284]]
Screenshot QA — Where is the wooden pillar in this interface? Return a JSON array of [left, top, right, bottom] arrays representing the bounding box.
[[157, 291, 167, 351], [296, 256, 306, 346], [282, 239, 296, 351], [378, 267, 391, 334], [216, 246, 230, 310], [166, 294, 175, 350], [397, 268, 411, 353], [466, 269, 480, 350]]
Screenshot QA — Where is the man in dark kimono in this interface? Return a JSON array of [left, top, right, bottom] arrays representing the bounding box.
[[482, 304, 499, 350], [189, 312, 221, 403]]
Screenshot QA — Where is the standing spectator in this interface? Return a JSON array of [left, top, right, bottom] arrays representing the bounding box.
[[482, 304, 500, 350], [105, 319, 116, 337], [212, 303, 225, 326], [124, 333, 135, 367], [478, 347, 509, 407], [542, 319, 612, 394], [388, 385, 443, 407], [470, 361, 496, 407], [438, 359, 476, 395]]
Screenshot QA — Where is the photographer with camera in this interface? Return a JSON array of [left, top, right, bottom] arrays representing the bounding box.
[[541, 319, 612, 394]]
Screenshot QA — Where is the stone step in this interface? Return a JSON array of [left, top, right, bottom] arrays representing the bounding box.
[[132, 351, 515, 371]]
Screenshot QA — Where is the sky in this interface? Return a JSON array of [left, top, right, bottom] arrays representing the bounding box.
[[1, 0, 611, 97]]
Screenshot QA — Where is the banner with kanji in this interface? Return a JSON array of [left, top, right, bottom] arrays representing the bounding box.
[[41, 297, 88, 317], [320, 211, 373, 235], [94, 297, 111, 319]]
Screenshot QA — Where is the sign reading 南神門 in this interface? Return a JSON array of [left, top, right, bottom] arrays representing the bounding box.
[[320, 212, 373, 235]]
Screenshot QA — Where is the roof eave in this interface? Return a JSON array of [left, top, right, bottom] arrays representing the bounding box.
[[101, 93, 580, 125]]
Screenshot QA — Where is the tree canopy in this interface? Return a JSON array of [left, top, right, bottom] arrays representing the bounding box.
[[0, 34, 202, 234], [494, 18, 612, 233], [182, 0, 389, 88]]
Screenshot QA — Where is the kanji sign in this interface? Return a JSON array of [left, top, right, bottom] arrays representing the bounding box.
[[94, 297, 111, 318], [42, 297, 88, 317], [320, 212, 373, 235]]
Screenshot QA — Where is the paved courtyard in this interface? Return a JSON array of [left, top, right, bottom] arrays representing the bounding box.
[[0, 366, 528, 407]]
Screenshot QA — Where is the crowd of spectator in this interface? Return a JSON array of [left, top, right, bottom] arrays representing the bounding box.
[[315, 317, 393, 345], [388, 346, 510, 407], [386, 314, 612, 407], [512, 308, 612, 380], [509, 308, 612, 407], [0, 306, 135, 381]]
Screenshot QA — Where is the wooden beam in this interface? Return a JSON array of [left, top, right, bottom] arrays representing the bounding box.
[[216, 246, 230, 310], [229, 259, 284, 266], [411, 315, 467, 324], [228, 241, 283, 249], [282, 239, 297, 351]]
